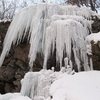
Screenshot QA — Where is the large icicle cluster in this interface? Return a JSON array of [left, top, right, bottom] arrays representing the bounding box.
[[43, 15, 91, 70], [0, 4, 96, 71]]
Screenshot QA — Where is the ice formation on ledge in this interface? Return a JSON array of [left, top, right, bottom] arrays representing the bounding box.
[[0, 4, 96, 71], [20, 68, 74, 100], [20, 70, 56, 100]]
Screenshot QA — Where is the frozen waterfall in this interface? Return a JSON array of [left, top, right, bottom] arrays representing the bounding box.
[[0, 4, 96, 71], [20, 70, 56, 100]]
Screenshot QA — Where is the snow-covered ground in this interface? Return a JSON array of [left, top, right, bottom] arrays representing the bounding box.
[[0, 93, 31, 100], [50, 71, 100, 100], [0, 71, 100, 100]]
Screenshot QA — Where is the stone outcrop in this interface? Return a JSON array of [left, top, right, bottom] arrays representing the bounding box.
[[0, 22, 30, 93], [91, 16, 100, 70], [91, 41, 100, 70], [92, 16, 100, 33]]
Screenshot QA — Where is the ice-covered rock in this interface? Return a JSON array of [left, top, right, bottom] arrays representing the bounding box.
[[0, 4, 96, 71], [21, 70, 55, 100], [20, 69, 69, 100]]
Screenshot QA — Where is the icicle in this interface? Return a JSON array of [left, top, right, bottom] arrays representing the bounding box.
[[90, 57, 93, 70], [64, 57, 68, 68], [21, 72, 40, 99], [0, 5, 38, 67], [51, 67, 55, 72], [43, 18, 90, 71], [21, 70, 56, 100], [0, 4, 95, 71], [69, 60, 73, 69]]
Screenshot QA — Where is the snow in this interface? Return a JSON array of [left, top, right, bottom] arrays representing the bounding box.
[[1, 70, 100, 100], [86, 32, 100, 56], [86, 32, 100, 43], [0, 93, 31, 100], [0, 19, 11, 23], [0, 93, 20, 100], [0, 4, 97, 71], [10, 96, 31, 100], [50, 71, 100, 100], [61, 5, 96, 19], [20, 70, 100, 100]]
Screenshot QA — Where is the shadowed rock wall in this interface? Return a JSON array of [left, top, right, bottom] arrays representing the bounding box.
[[0, 22, 30, 93], [91, 16, 100, 70]]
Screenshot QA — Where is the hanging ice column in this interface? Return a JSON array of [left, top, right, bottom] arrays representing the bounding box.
[[43, 15, 91, 71], [0, 4, 95, 71]]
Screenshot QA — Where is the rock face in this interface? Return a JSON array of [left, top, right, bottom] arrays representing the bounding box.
[[0, 21, 51, 94], [91, 41, 100, 70], [0, 22, 44, 93], [92, 16, 100, 33], [0, 16, 100, 93], [0, 22, 30, 93], [91, 17, 100, 70]]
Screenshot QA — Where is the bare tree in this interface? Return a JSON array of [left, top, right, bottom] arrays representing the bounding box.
[[65, 0, 99, 11], [20, 0, 28, 8], [95, 0, 100, 8], [0, 0, 18, 20]]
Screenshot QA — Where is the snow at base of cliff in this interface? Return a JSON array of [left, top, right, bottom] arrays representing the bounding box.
[[50, 71, 100, 100], [0, 71, 100, 100], [0, 93, 31, 100]]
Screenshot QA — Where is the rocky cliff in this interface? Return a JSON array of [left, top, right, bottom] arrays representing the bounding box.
[[0, 21, 30, 93], [0, 16, 100, 93]]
